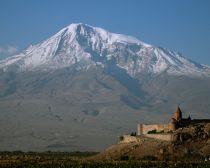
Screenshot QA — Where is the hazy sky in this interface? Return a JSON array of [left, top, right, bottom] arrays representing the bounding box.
[[0, 0, 210, 65]]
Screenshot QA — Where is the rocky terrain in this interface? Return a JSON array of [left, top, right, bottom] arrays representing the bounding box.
[[91, 123, 210, 161]]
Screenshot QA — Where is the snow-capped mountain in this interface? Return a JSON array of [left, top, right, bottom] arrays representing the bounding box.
[[1, 23, 210, 152], [0, 23, 209, 76]]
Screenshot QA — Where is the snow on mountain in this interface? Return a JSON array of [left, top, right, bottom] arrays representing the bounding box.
[[0, 23, 209, 76]]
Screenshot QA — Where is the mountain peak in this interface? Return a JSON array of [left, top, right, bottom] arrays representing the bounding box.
[[59, 23, 149, 46], [64, 23, 92, 33], [0, 23, 210, 77]]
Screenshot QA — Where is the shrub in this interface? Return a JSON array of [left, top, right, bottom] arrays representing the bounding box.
[[142, 155, 157, 161], [147, 129, 157, 134], [120, 154, 129, 161], [119, 136, 124, 141]]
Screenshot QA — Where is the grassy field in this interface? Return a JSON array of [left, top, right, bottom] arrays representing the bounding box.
[[0, 152, 210, 168], [0, 160, 210, 168]]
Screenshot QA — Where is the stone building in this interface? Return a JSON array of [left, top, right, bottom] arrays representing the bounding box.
[[137, 106, 208, 136], [120, 106, 210, 143], [137, 106, 210, 135]]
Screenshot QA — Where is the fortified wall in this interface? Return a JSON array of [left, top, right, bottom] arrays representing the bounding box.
[[120, 106, 210, 143], [137, 106, 182, 136], [119, 133, 176, 143], [137, 123, 175, 135]]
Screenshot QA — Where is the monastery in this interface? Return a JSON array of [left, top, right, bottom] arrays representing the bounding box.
[[120, 106, 210, 143]]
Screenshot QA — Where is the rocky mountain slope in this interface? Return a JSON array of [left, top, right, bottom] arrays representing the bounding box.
[[0, 23, 210, 151]]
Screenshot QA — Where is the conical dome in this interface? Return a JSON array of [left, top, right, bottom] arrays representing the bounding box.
[[172, 106, 182, 121]]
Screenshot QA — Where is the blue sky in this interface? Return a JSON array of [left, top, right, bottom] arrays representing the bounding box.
[[0, 0, 210, 65]]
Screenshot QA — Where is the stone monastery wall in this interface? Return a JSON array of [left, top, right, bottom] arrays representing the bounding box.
[[119, 134, 176, 143], [137, 124, 171, 135]]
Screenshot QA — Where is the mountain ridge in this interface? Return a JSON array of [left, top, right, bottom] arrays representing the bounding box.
[[0, 23, 209, 77]]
